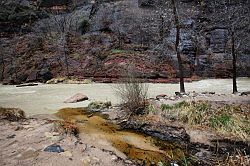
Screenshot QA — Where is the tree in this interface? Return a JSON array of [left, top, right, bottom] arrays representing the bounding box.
[[208, 0, 249, 93], [36, 3, 81, 77], [171, 0, 185, 93]]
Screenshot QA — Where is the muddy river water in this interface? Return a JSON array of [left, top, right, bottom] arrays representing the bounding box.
[[0, 78, 249, 115], [0, 78, 249, 165]]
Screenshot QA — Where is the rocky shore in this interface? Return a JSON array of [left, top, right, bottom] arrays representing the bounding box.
[[0, 92, 249, 166], [0, 108, 135, 166]]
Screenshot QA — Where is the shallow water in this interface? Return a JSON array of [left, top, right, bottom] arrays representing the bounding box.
[[56, 108, 187, 165], [0, 78, 249, 115]]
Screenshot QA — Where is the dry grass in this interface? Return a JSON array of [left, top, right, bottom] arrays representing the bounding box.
[[114, 65, 148, 115], [49, 120, 79, 136], [161, 101, 250, 141], [0, 107, 25, 121], [216, 150, 250, 166]]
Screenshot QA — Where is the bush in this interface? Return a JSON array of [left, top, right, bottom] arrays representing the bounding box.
[[0, 107, 25, 121], [115, 65, 148, 115]]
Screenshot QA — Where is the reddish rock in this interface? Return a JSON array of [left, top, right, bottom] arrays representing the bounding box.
[[64, 93, 89, 103]]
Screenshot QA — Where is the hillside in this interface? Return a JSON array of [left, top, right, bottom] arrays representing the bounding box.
[[0, 0, 249, 84]]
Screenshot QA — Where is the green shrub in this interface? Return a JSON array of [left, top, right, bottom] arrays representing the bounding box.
[[174, 101, 190, 108], [161, 104, 173, 111]]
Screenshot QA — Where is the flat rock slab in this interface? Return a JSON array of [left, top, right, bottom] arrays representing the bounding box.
[[64, 93, 88, 103]]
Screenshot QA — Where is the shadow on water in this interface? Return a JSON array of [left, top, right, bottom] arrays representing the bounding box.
[[55, 108, 192, 165]]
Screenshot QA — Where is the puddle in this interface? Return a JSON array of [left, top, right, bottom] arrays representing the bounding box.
[[56, 108, 189, 165]]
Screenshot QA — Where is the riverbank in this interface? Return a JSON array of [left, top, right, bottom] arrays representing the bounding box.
[[0, 108, 135, 166], [1, 92, 249, 165], [0, 78, 250, 116]]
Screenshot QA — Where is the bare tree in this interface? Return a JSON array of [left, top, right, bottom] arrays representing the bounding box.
[[171, 0, 185, 93], [209, 0, 249, 93], [36, 3, 81, 77]]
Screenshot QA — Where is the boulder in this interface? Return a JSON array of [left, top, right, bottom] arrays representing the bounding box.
[[64, 93, 89, 103]]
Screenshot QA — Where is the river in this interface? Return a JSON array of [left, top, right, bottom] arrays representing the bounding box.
[[0, 78, 249, 116]]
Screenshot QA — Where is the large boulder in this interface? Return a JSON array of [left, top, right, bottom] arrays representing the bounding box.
[[64, 93, 89, 103]]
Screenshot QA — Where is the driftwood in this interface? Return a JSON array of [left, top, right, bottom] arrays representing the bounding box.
[[16, 83, 39, 87]]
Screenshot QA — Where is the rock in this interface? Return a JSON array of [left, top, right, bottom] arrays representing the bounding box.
[[111, 155, 118, 161], [17, 147, 39, 160], [210, 29, 228, 53], [60, 151, 73, 157], [44, 132, 62, 141], [156, 94, 167, 100], [46, 77, 66, 84], [170, 162, 179, 166], [81, 156, 100, 165], [125, 160, 133, 164], [240, 91, 250, 96], [44, 144, 64, 153], [38, 67, 52, 82], [7, 134, 16, 139], [123, 120, 190, 144], [175, 92, 181, 96], [64, 93, 89, 103], [26, 71, 38, 82], [169, 96, 176, 100]]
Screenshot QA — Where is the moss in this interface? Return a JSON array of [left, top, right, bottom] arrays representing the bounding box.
[[0, 107, 25, 121], [111, 49, 128, 54], [88, 101, 112, 110]]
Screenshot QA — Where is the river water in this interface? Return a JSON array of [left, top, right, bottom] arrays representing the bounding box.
[[0, 78, 249, 116]]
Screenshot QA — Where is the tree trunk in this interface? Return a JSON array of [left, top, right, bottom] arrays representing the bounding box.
[[231, 30, 237, 93], [0, 56, 4, 81], [171, 0, 185, 93]]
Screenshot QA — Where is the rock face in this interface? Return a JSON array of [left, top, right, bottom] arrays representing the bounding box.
[[0, 0, 249, 84], [64, 93, 89, 103], [123, 118, 190, 144]]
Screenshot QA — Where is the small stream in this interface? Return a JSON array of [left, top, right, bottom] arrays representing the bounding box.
[[56, 108, 192, 165]]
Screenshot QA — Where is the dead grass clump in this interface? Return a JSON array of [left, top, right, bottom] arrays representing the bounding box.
[[115, 65, 148, 115], [0, 107, 25, 121], [50, 120, 79, 136], [217, 150, 250, 166]]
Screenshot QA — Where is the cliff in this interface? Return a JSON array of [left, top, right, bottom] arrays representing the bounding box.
[[0, 0, 249, 84]]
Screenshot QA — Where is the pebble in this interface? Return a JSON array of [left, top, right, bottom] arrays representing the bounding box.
[[111, 155, 118, 161], [16, 147, 39, 160], [81, 156, 100, 165], [7, 134, 16, 139], [60, 151, 73, 157], [125, 160, 133, 164]]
